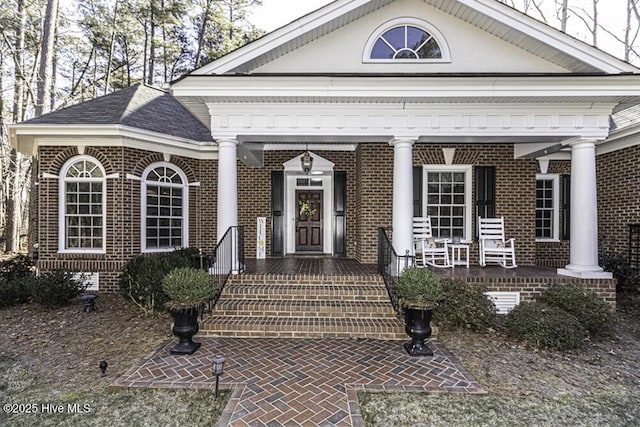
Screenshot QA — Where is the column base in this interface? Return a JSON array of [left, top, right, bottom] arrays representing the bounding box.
[[557, 266, 613, 279]]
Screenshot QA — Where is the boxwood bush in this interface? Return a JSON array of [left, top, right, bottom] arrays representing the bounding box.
[[505, 301, 588, 351], [433, 279, 496, 332], [537, 284, 617, 339], [0, 277, 31, 308], [0, 255, 35, 309], [119, 248, 203, 313], [26, 270, 87, 308]]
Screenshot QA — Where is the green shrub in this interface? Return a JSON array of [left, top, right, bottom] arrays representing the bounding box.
[[505, 302, 588, 351], [162, 267, 217, 308], [394, 267, 444, 308], [537, 284, 617, 339], [433, 279, 496, 332], [119, 249, 200, 313], [26, 270, 87, 308], [0, 277, 31, 308], [0, 254, 35, 282], [600, 251, 634, 291]]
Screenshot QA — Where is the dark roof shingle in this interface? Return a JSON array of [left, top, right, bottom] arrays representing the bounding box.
[[23, 84, 213, 142]]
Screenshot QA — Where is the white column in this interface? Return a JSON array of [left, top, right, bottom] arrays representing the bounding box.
[[217, 138, 239, 243], [390, 138, 415, 260], [558, 140, 612, 279]]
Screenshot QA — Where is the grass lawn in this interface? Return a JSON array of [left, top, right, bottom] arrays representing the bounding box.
[[0, 355, 229, 426], [359, 390, 640, 426]]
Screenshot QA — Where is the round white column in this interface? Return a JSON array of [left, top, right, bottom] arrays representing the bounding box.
[[217, 138, 239, 243], [390, 138, 415, 259], [559, 140, 611, 278]]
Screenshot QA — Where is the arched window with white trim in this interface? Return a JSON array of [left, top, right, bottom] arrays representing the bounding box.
[[142, 163, 189, 251], [364, 18, 451, 63], [59, 156, 106, 253]]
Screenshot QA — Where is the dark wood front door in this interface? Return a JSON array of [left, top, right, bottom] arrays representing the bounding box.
[[296, 190, 323, 252]]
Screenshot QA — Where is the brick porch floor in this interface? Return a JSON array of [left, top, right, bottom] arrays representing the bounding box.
[[112, 336, 485, 426]]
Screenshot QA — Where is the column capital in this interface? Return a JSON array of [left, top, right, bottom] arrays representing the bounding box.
[[389, 138, 417, 147], [567, 138, 597, 149], [216, 138, 240, 148]]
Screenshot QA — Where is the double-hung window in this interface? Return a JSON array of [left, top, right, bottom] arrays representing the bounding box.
[[142, 163, 188, 251], [59, 156, 106, 253], [536, 174, 560, 241], [423, 165, 472, 241]]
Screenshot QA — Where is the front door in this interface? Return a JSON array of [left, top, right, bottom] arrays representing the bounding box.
[[296, 190, 323, 252]]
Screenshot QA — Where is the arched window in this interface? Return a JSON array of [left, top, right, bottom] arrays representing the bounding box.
[[142, 163, 189, 251], [364, 18, 450, 62], [59, 156, 106, 252]]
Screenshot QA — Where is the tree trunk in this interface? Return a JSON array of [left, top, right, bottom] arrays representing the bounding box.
[[5, 0, 28, 252], [105, 0, 120, 94], [36, 0, 59, 117], [560, 0, 569, 32]]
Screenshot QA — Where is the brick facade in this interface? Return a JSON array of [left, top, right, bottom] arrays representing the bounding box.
[[37, 143, 219, 292], [597, 144, 640, 259], [35, 140, 628, 302]]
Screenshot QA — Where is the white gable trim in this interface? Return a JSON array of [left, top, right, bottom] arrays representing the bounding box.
[[9, 124, 218, 159], [192, 0, 638, 75]]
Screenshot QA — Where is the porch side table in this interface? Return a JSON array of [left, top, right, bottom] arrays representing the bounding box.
[[449, 244, 469, 268]]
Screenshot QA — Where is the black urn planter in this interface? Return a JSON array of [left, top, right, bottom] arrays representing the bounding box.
[[403, 306, 434, 357], [168, 304, 203, 355]]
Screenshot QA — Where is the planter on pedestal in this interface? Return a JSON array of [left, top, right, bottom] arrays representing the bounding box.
[[168, 304, 203, 355], [162, 267, 218, 356], [394, 266, 444, 357], [403, 306, 434, 356]]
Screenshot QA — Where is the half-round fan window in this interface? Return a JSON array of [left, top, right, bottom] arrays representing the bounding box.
[[371, 25, 442, 59]]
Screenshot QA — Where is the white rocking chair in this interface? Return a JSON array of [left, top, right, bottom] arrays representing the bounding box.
[[413, 217, 451, 268], [478, 217, 517, 269]]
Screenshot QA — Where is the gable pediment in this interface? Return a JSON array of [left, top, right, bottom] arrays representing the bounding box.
[[193, 0, 637, 76]]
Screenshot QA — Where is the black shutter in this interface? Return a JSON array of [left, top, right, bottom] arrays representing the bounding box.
[[475, 166, 496, 236], [413, 166, 423, 217], [271, 171, 284, 256], [562, 174, 571, 240], [334, 171, 347, 257]]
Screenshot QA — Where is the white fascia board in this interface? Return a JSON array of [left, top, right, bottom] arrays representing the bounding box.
[[173, 75, 640, 101], [597, 124, 640, 155], [9, 124, 218, 159], [194, 0, 367, 75], [459, 0, 638, 74]]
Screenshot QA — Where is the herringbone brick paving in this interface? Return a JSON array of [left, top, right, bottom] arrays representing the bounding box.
[[113, 337, 485, 426]]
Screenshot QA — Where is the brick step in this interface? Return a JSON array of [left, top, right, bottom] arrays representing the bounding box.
[[228, 274, 383, 286], [214, 298, 399, 319], [221, 283, 390, 301], [199, 315, 407, 340]]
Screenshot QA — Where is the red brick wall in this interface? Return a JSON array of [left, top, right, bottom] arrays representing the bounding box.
[[237, 150, 357, 258], [463, 275, 616, 306], [597, 144, 640, 259], [37, 144, 218, 292], [38, 140, 615, 292]]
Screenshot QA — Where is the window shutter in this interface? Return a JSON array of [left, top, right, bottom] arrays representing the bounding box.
[[475, 166, 496, 235], [562, 174, 571, 240], [413, 166, 423, 217], [271, 171, 284, 256], [334, 171, 347, 257]]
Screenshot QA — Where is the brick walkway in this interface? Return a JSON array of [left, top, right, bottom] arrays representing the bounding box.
[[113, 337, 485, 426]]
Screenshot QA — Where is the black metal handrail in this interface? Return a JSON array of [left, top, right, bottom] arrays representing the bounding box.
[[377, 227, 414, 314], [208, 225, 245, 312]]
